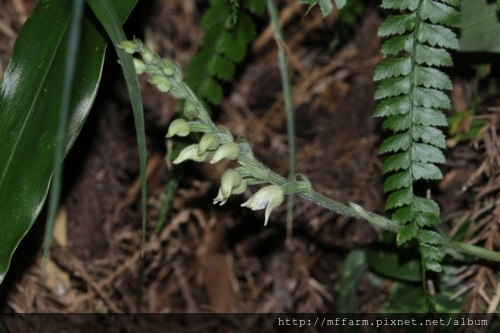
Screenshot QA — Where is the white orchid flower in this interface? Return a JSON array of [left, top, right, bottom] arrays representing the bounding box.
[[241, 185, 284, 226]]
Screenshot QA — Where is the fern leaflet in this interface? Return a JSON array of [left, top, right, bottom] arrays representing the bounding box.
[[374, 0, 460, 274], [185, 0, 265, 105]]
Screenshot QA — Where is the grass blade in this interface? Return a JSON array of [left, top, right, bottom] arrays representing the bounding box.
[[86, 0, 148, 252]]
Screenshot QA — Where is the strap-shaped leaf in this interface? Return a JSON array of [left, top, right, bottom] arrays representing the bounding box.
[[0, 0, 136, 284]]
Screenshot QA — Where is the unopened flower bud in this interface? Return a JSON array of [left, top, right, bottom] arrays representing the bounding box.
[[141, 48, 155, 64], [119, 40, 137, 54], [210, 142, 239, 164], [166, 119, 190, 138], [184, 100, 199, 119], [213, 169, 246, 205], [161, 58, 176, 76], [198, 133, 219, 154], [133, 58, 146, 75], [149, 75, 171, 93], [173, 144, 208, 164]]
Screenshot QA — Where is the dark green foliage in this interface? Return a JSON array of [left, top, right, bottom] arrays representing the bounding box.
[[185, 0, 265, 105], [374, 0, 460, 274]]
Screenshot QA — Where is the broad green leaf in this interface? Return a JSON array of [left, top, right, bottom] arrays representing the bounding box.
[[42, 0, 85, 277], [0, 0, 136, 284], [459, 0, 500, 53]]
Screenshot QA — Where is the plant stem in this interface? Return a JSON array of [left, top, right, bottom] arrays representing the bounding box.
[[238, 154, 500, 264], [134, 42, 500, 266], [266, 0, 297, 247]]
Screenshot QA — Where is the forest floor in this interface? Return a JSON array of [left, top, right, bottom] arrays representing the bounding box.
[[0, 0, 498, 325]]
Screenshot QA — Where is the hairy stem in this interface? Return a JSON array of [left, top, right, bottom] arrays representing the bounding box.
[[127, 40, 500, 266]]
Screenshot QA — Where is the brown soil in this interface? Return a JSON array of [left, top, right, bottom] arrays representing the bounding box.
[[0, 0, 499, 321]]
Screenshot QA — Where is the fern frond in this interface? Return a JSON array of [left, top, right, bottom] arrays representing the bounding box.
[[185, 0, 265, 105], [374, 0, 460, 274]]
